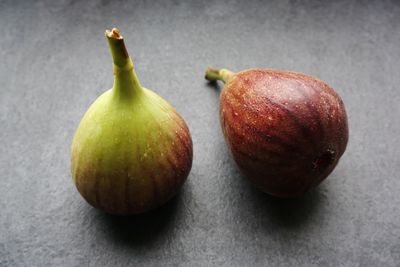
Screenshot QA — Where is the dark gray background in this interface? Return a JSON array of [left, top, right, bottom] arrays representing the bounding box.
[[1, 0, 399, 266]]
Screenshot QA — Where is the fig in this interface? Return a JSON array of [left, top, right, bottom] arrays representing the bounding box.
[[71, 28, 193, 215], [205, 67, 348, 197]]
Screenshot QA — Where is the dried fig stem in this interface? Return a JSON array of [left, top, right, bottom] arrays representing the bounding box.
[[205, 67, 235, 83]]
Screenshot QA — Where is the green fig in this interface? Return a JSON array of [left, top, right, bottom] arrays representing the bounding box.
[[71, 28, 193, 215]]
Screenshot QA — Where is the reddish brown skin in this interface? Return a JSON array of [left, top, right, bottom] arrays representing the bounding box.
[[220, 69, 348, 197]]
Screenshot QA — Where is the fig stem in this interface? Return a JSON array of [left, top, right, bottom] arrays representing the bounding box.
[[205, 67, 235, 83], [105, 28, 142, 98]]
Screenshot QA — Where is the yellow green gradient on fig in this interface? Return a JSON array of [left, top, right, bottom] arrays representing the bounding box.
[[71, 28, 192, 215]]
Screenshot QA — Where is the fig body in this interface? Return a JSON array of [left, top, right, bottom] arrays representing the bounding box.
[[71, 29, 192, 214], [206, 68, 348, 197]]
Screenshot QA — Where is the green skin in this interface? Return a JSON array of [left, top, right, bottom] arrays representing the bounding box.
[[71, 30, 193, 215]]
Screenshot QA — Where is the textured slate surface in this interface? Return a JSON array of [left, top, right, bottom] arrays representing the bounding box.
[[1, 0, 400, 266]]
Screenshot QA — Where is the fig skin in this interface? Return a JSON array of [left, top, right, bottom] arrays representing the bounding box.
[[206, 68, 348, 197], [71, 29, 193, 215]]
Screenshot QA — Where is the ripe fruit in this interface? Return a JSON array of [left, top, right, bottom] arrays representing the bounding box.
[[205, 67, 348, 197], [71, 28, 193, 215]]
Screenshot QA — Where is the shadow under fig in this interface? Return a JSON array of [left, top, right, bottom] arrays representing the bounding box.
[[251, 184, 324, 229], [95, 186, 187, 248], [230, 163, 326, 230], [205, 80, 223, 93]]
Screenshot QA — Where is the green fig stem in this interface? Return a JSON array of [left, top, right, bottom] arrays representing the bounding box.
[[205, 67, 235, 83], [105, 28, 142, 98]]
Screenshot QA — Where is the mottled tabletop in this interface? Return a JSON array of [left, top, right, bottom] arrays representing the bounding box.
[[1, 0, 399, 266]]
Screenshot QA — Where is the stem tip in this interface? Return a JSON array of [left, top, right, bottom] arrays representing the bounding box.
[[205, 67, 234, 83], [105, 28, 123, 39], [205, 67, 220, 81]]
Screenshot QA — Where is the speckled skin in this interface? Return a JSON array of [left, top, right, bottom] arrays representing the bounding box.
[[220, 69, 348, 197]]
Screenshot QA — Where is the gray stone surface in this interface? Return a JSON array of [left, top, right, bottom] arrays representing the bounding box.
[[1, 0, 400, 266]]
